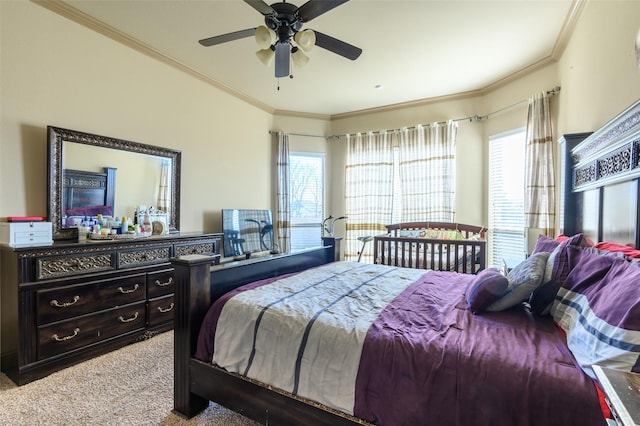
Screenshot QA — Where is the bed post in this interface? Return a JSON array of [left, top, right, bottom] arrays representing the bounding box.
[[171, 254, 214, 418], [322, 236, 340, 261]]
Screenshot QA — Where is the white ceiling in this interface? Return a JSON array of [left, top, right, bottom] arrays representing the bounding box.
[[56, 0, 576, 117]]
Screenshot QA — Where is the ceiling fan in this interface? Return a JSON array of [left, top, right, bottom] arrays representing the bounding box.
[[198, 0, 362, 78]]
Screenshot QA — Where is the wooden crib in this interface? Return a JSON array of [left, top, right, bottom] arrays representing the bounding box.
[[373, 222, 487, 274]]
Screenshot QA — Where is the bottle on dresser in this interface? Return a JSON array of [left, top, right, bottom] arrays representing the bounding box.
[[143, 211, 151, 228], [111, 217, 121, 234], [121, 216, 129, 234]]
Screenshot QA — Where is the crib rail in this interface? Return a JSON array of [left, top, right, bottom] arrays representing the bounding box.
[[373, 236, 486, 274]]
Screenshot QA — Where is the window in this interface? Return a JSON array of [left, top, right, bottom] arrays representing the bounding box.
[[289, 152, 325, 250], [488, 129, 526, 268]]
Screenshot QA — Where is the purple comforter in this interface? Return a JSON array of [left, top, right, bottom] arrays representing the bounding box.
[[196, 263, 605, 426]]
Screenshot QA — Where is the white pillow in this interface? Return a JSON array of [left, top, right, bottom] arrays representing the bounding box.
[[486, 252, 549, 311]]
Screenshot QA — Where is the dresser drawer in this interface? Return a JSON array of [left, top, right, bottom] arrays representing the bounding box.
[[36, 273, 146, 324], [147, 268, 174, 299], [118, 245, 171, 268], [175, 239, 219, 256], [36, 252, 116, 280], [13, 231, 52, 246], [37, 301, 146, 359], [148, 294, 175, 328]]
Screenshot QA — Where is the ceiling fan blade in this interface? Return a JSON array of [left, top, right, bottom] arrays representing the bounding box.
[[313, 31, 362, 60], [274, 41, 290, 78], [244, 0, 276, 16], [198, 28, 256, 47], [297, 0, 349, 22]]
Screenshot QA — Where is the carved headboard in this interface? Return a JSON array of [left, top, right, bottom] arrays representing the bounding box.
[[62, 167, 116, 222], [561, 99, 640, 248]]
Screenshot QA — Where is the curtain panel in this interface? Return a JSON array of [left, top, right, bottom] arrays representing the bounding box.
[[276, 132, 291, 253], [344, 132, 394, 261], [344, 122, 457, 261], [398, 122, 457, 223], [157, 159, 171, 213], [524, 92, 555, 235]]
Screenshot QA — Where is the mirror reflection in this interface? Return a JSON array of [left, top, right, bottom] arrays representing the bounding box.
[[62, 142, 171, 227], [47, 126, 181, 240]]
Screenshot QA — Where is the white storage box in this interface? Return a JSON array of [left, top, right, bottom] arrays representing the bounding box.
[[0, 222, 53, 247]]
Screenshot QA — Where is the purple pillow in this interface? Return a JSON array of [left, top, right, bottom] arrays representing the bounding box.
[[551, 234, 587, 284], [466, 268, 509, 313], [532, 234, 560, 254]]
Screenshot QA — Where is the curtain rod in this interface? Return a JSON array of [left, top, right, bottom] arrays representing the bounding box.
[[270, 86, 560, 140], [268, 131, 328, 139], [481, 86, 561, 121]]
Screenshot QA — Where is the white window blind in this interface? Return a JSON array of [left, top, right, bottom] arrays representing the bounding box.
[[289, 153, 324, 251], [488, 130, 526, 268]]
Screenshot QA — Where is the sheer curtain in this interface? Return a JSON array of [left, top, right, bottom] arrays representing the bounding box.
[[399, 122, 457, 222], [276, 132, 291, 253], [157, 159, 171, 213], [344, 132, 394, 261], [524, 92, 555, 236]]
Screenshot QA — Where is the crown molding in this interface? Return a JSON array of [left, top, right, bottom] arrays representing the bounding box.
[[330, 90, 484, 121], [32, 0, 276, 115], [330, 0, 583, 121], [551, 0, 588, 59], [272, 110, 331, 121], [33, 0, 584, 121], [479, 55, 558, 95]]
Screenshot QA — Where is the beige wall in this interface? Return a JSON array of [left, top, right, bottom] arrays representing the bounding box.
[[558, 0, 640, 135], [0, 1, 273, 235], [2, 0, 640, 241]]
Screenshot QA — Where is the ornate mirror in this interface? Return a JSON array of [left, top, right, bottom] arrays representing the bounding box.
[[47, 126, 181, 240]]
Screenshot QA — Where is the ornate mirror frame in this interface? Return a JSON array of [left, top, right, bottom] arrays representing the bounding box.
[[47, 126, 181, 240]]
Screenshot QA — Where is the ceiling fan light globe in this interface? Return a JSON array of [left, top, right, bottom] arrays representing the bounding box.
[[294, 29, 316, 52], [291, 48, 310, 68], [256, 48, 275, 67], [255, 26, 276, 50]]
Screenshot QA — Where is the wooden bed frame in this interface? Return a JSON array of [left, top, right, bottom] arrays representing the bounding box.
[[170, 241, 365, 425], [171, 98, 640, 426], [559, 98, 640, 248], [373, 222, 486, 273]]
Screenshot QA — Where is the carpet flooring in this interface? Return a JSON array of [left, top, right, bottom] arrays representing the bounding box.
[[0, 331, 260, 425]]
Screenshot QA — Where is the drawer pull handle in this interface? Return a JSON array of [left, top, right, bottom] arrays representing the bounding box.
[[118, 312, 139, 323], [157, 303, 175, 313], [50, 296, 80, 308], [155, 277, 173, 287], [117, 283, 140, 294], [52, 328, 80, 342]]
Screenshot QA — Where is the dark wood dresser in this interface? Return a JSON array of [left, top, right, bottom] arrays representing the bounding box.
[[0, 232, 221, 385]]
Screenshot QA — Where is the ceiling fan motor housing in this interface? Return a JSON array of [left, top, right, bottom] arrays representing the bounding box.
[[197, 0, 362, 79], [265, 2, 303, 43]]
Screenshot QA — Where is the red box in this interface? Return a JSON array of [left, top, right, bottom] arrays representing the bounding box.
[[6, 216, 46, 222]]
